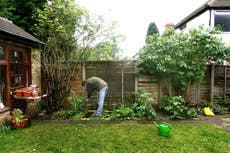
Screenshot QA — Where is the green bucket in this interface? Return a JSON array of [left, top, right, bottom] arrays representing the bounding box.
[[154, 122, 172, 137]]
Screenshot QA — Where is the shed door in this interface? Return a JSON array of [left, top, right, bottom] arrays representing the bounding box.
[[0, 45, 32, 109], [9, 50, 26, 90]]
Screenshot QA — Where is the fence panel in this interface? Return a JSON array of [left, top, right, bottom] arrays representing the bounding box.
[[82, 61, 135, 109], [67, 62, 230, 109]]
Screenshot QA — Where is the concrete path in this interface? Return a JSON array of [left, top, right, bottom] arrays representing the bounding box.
[[187, 115, 230, 133], [157, 114, 230, 134]]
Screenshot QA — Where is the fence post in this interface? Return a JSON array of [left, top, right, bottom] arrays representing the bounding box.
[[158, 76, 161, 102], [210, 64, 215, 102], [121, 62, 124, 103], [82, 62, 86, 97], [224, 65, 227, 99]]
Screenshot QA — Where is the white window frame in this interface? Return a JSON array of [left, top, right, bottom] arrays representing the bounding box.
[[214, 10, 230, 33]]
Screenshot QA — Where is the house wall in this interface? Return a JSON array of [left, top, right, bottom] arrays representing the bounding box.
[[185, 10, 210, 30], [181, 9, 230, 44]]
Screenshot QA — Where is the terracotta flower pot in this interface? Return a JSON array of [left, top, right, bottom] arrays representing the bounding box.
[[9, 118, 29, 129]]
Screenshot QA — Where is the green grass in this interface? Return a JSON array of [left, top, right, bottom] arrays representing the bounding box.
[[0, 122, 229, 153]]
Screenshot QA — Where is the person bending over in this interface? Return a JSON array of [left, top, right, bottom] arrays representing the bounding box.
[[82, 77, 108, 117]]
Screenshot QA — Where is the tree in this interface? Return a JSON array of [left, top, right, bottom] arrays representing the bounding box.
[[36, 0, 123, 113], [1, 0, 124, 112], [145, 22, 159, 43], [73, 16, 124, 61], [0, 0, 123, 61], [136, 26, 229, 103], [0, 0, 47, 34], [35, 0, 85, 113]]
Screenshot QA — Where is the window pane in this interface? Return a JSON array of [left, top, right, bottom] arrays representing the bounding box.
[[0, 67, 6, 107], [10, 64, 14, 74], [25, 49, 28, 63], [0, 46, 4, 60], [215, 12, 230, 32], [9, 50, 25, 89]]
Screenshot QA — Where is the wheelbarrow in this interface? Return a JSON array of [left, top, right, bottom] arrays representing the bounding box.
[[154, 121, 172, 137]]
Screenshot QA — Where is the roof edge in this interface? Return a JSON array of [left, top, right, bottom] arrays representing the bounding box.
[[175, 3, 210, 29], [0, 30, 44, 48], [175, 0, 230, 29]]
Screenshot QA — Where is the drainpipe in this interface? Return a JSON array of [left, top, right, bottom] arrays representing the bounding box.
[[209, 9, 212, 27]]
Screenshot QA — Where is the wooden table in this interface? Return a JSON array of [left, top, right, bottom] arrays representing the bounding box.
[[13, 94, 48, 114]]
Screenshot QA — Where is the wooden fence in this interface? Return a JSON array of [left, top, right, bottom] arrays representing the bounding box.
[[69, 61, 230, 109], [70, 61, 135, 109]]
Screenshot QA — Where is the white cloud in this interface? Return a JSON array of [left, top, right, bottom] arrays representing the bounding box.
[[75, 0, 207, 58]]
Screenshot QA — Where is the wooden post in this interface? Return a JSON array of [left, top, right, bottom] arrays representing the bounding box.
[[82, 62, 86, 97], [134, 76, 138, 92], [224, 66, 227, 99], [196, 82, 200, 104], [210, 64, 215, 102], [134, 64, 138, 93], [158, 76, 161, 103], [121, 62, 124, 103]]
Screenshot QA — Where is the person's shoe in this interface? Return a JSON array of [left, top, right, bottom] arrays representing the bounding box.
[[93, 114, 101, 118]]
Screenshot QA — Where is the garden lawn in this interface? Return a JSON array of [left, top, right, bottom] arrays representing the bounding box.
[[0, 122, 230, 153]]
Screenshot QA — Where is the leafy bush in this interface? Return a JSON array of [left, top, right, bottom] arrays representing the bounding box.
[[196, 101, 216, 114], [0, 121, 11, 134], [132, 90, 156, 120], [52, 91, 85, 120], [67, 90, 85, 115], [197, 101, 215, 108], [186, 109, 198, 119], [111, 105, 135, 120], [52, 109, 73, 120], [216, 96, 230, 107], [111, 90, 156, 121], [136, 26, 228, 102], [160, 96, 197, 119]]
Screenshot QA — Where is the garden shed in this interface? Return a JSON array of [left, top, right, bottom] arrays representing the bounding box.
[[0, 17, 43, 121]]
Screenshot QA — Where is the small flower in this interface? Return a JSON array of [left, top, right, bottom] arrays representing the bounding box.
[[47, 0, 52, 6]]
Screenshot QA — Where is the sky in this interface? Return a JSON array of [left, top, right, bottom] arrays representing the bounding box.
[[75, 0, 208, 58]]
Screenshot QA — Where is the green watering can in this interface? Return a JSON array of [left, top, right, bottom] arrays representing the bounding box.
[[154, 122, 172, 137]]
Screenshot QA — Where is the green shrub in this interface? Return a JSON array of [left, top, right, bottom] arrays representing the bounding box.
[[52, 109, 72, 120], [186, 109, 197, 119], [196, 101, 222, 114], [0, 121, 11, 134], [111, 105, 135, 120], [52, 90, 85, 120], [216, 96, 230, 107], [111, 90, 157, 121], [132, 90, 156, 120], [160, 96, 197, 119], [67, 90, 85, 114], [197, 101, 214, 113]]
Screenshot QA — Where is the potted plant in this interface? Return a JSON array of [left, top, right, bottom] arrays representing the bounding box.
[[9, 109, 29, 129]]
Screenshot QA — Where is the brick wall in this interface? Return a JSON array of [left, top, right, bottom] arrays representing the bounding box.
[[31, 48, 41, 87]]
